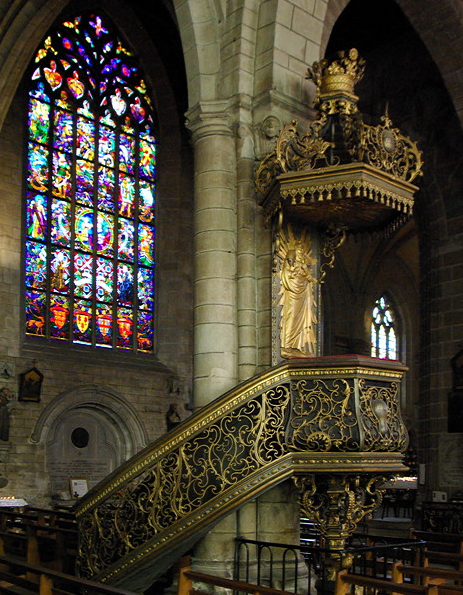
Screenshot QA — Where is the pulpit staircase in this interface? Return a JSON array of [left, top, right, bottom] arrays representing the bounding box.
[[74, 356, 409, 592]]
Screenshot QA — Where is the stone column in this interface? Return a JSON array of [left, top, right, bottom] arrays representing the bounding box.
[[186, 101, 238, 409]]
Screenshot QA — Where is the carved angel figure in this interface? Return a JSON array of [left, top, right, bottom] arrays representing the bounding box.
[[278, 227, 318, 358]]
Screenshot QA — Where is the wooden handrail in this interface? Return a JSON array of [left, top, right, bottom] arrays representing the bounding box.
[[178, 564, 303, 595]]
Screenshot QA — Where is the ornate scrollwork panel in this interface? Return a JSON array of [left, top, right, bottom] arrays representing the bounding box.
[[287, 378, 359, 452]]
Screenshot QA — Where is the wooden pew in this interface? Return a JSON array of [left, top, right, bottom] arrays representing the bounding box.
[[335, 568, 437, 595], [0, 554, 138, 595]]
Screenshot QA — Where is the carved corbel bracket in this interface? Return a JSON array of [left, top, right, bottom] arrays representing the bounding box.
[[294, 472, 389, 574]]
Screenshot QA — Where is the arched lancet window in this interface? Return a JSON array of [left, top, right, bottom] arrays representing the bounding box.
[[24, 12, 156, 352], [370, 294, 398, 360]]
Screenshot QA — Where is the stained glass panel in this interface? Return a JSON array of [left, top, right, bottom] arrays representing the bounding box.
[[138, 223, 154, 266], [25, 241, 47, 289], [73, 299, 92, 344], [25, 11, 157, 352], [28, 99, 50, 144], [98, 166, 115, 211], [137, 311, 153, 352], [118, 218, 134, 261], [96, 304, 113, 347], [28, 144, 49, 192], [25, 290, 46, 336], [76, 160, 94, 205], [116, 307, 133, 349], [54, 109, 73, 153], [117, 263, 134, 305], [26, 193, 47, 239], [74, 253, 93, 299], [118, 173, 135, 218], [50, 295, 70, 339], [52, 151, 72, 198], [50, 248, 70, 293], [50, 199, 71, 245]]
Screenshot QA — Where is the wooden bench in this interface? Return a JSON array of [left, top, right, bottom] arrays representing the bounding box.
[[335, 569, 436, 595], [0, 554, 137, 595]]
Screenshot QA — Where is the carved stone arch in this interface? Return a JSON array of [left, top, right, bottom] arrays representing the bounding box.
[[31, 384, 148, 450], [31, 385, 148, 494], [174, 0, 222, 106]]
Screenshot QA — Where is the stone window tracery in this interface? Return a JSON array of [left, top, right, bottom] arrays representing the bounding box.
[[370, 294, 398, 360]]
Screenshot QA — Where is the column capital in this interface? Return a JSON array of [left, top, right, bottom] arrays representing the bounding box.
[[185, 100, 233, 142]]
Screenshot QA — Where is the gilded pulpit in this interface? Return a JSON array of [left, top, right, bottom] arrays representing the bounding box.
[[256, 48, 423, 574]]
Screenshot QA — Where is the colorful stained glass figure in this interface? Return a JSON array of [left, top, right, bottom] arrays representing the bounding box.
[[139, 138, 156, 178], [118, 173, 135, 218], [75, 208, 94, 252], [50, 199, 71, 245], [25, 12, 157, 352], [137, 311, 153, 352], [96, 257, 113, 302], [50, 295, 70, 339], [73, 299, 92, 344], [76, 116, 95, 160], [25, 290, 46, 336], [25, 241, 47, 289], [74, 253, 93, 299], [50, 248, 70, 293], [116, 307, 133, 349], [139, 180, 155, 223], [117, 264, 134, 305], [26, 193, 47, 239], [96, 304, 112, 347], [119, 133, 134, 174], [98, 125, 115, 167], [96, 212, 113, 255], [28, 143, 49, 192], [97, 166, 115, 210], [138, 223, 154, 266], [29, 99, 50, 144], [137, 267, 153, 310], [118, 218, 134, 261], [54, 109, 73, 152], [52, 151, 72, 198]]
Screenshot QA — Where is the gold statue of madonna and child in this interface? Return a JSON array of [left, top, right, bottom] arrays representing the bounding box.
[[278, 226, 318, 358]]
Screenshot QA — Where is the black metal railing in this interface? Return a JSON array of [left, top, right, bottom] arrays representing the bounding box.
[[234, 537, 426, 595]]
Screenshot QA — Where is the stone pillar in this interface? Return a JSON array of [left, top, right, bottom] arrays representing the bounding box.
[[186, 101, 238, 409], [235, 120, 258, 382]]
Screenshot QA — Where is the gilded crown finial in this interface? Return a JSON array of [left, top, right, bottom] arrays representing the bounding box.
[[307, 48, 366, 102]]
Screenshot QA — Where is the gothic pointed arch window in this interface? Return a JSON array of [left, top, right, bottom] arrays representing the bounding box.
[[370, 294, 398, 360], [24, 12, 156, 352]]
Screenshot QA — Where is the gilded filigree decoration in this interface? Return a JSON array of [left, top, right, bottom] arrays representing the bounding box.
[[288, 378, 359, 452], [75, 360, 408, 585], [277, 226, 318, 358], [255, 49, 423, 235], [77, 385, 292, 579], [358, 378, 408, 452], [295, 473, 387, 552]]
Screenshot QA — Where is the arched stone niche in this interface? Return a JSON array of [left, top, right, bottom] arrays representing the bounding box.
[[31, 386, 148, 497]]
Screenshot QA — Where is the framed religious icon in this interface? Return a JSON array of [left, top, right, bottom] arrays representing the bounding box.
[[18, 367, 43, 402], [70, 478, 88, 498]]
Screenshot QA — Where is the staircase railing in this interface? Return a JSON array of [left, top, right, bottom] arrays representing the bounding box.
[[74, 356, 409, 591]]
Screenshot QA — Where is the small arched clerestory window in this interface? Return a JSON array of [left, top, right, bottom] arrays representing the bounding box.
[[370, 293, 398, 360], [24, 11, 156, 353]]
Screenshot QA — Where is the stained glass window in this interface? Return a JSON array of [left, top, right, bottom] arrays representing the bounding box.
[[370, 295, 398, 360], [25, 13, 156, 352]]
